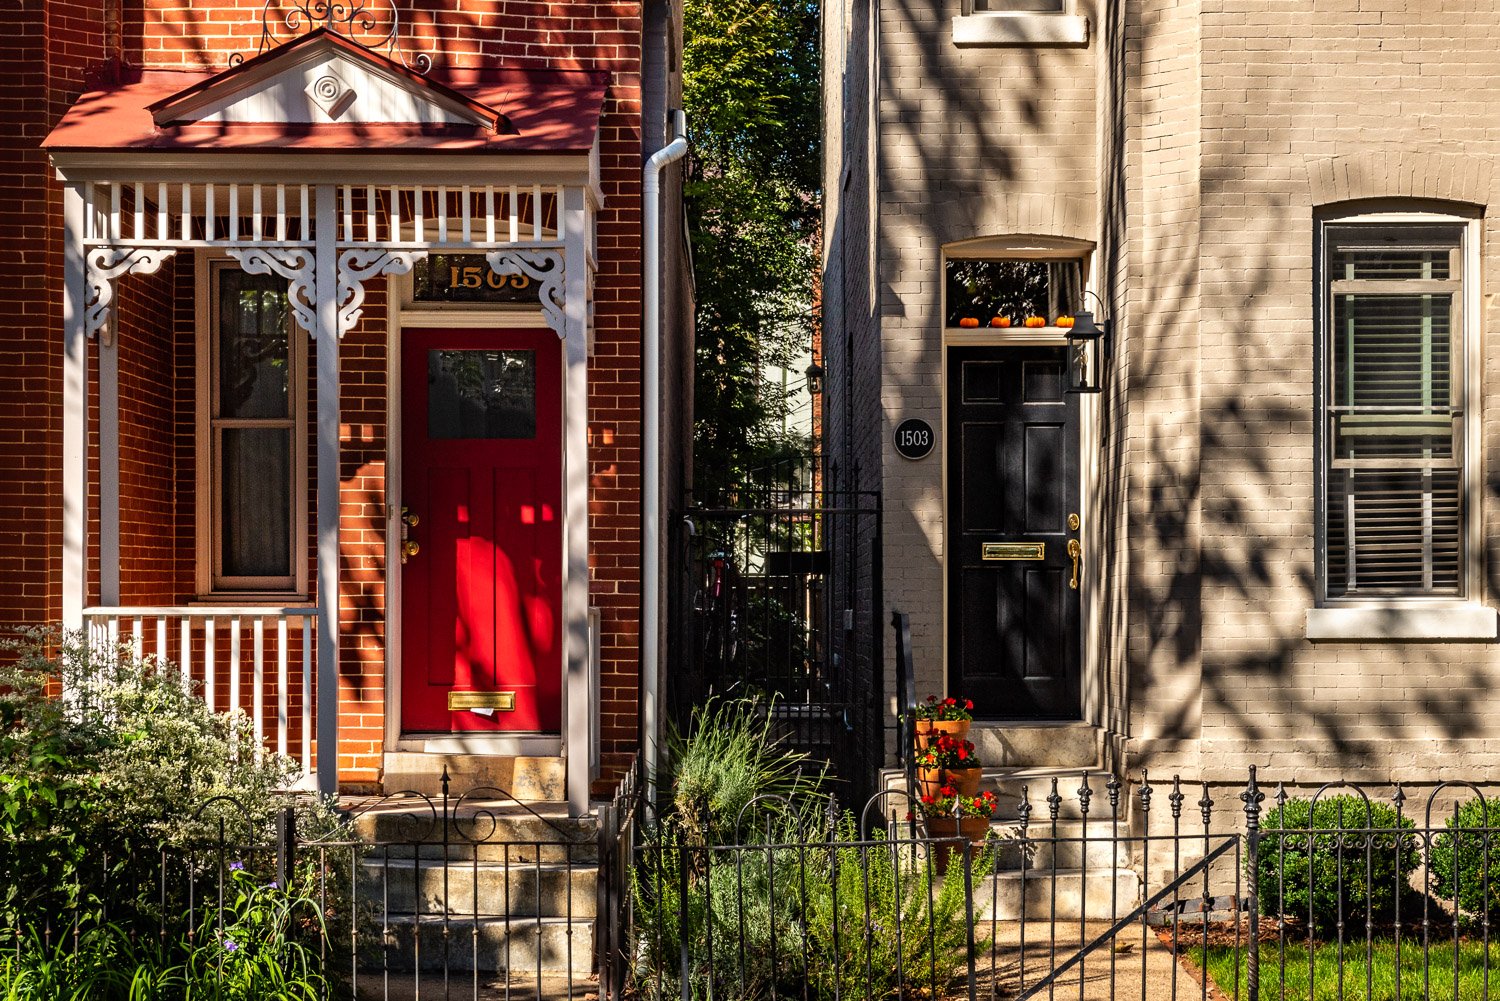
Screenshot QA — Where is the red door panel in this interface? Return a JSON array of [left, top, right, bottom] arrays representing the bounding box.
[[401, 328, 562, 733]]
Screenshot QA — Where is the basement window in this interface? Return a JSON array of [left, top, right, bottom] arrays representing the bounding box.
[[953, 0, 1089, 46]]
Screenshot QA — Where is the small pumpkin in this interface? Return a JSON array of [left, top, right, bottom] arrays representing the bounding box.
[[959, 317, 980, 329], [1023, 316, 1046, 328], [990, 316, 1012, 328], [1055, 315, 1075, 328]]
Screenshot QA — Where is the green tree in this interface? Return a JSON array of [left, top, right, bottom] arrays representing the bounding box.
[[685, 0, 820, 501]]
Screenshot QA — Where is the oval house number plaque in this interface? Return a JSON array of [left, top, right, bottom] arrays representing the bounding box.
[[894, 418, 935, 460]]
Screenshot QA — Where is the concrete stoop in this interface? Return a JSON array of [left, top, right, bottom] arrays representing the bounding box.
[[350, 793, 599, 976], [380, 753, 566, 801]]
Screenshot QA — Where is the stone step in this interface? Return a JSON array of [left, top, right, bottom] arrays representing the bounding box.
[[988, 822, 1132, 871], [971, 869, 1140, 921], [967, 723, 1102, 769], [883, 768, 1121, 820], [351, 802, 598, 863], [369, 916, 594, 975], [381, 753, 566, 801], [359, 859, 599, 918]]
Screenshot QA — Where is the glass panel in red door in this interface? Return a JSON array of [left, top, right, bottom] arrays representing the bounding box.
[[401, 329, 562, 732]]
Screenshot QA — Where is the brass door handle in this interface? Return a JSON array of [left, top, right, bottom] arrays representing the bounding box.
[[1067, 539, 1081, 590], [401, 540, 421, 564]]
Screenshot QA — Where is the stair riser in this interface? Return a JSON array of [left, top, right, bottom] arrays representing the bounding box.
[[972, 872, 1140, 921], [967, 726, 1101, 769], [366, 842, 599, 865], [359, 864, 598, 918], [990, 838, 1130, 872], [380, 754, 565, 801], [353, 814, 596, 846], [369, 920, 594, 975]]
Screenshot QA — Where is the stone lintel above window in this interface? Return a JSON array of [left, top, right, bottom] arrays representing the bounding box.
[[952, 11, 1090, 47]]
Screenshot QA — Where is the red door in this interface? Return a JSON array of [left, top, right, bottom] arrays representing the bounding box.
[[400, 328, 562, 732]]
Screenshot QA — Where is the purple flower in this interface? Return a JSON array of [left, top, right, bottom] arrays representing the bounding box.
[[228, 862, 244, 872], [224, 939, 239, 953], [265, 881, 279, 890]]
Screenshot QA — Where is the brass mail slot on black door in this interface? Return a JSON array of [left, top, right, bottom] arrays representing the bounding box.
[[981, 542, 1045, 561], [448, 691, 517, 711]]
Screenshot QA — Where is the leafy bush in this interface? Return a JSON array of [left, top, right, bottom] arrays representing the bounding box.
[[1251, 794, 1419, 931], [1429, 797, 1500, 919], [635, 698, 989, 1000], [0, 630, 355, 987], [656, 696, 822, 846]]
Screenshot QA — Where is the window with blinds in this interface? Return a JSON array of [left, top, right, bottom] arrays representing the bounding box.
[[1321, 224, 1466, 599]]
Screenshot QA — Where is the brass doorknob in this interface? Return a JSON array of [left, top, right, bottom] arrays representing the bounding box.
[[401, 540, 420, 564]]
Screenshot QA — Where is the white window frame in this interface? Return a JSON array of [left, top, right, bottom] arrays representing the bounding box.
[[952, 0, 1089, 46], [1307, 207, 1493, 640], [195, 254, 309, 598]]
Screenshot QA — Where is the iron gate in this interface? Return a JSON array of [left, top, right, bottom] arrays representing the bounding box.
[[672, 474, 883, 805]]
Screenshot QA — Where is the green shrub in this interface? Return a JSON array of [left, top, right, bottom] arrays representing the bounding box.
[[1251, 794, 1419, 932], [1429, 797, 1500, 919], [0, 630, 355, 973], [635, 698, 988, 1000], [657, 696, 823, 846]]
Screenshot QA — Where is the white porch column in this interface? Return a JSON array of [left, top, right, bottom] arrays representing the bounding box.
[[314, 184, 341, 795], [62, 184, 88, 629], [561, 186, 592, 817]]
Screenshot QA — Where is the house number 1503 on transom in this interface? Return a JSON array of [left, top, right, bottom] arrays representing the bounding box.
[[893, 418, 935, 460]]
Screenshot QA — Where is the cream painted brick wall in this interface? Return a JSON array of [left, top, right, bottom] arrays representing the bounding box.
[[827, 0, 1500, 783]]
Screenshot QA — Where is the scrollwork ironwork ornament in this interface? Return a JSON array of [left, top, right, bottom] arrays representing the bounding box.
[[86, 247, 178, 343], [232, 0, 434, 73], [487, 250, 567, 337], [336, 249, 424, 333], [227, 247, 318, 335]]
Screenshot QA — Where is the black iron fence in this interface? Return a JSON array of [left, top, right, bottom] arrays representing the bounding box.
[[678, 479, 883, 806], [12, 763, 1500, 999], [628, 771, 1500, 1001]]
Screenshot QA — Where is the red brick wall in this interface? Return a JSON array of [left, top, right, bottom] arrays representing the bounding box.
[[4, 1, 647, 789]]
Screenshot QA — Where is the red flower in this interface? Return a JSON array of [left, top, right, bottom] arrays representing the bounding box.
[[943, 697, 957, 707], [926, 695, 938, 704], [964, 699, 974, 710], [940, 785, 956, 797], [957, 746, 968, 761], [904, 810, 915, 822]]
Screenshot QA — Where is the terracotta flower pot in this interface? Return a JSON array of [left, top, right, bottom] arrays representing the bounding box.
[[915, 766, 947, 802], [914, 718, 971, 746], [924, 816, 991, 874], [943, 766, 982, 798]]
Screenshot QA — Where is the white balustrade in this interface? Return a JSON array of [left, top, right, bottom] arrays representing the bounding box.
[[81, 606, 317, 784]]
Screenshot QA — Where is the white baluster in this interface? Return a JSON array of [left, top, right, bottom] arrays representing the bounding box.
[[228, 185, 238, 241], [252, 184, 263, 241], [204, 617, 216, 710], [486, 186, 495, 243], [253, 617, 265, 753], [438, 185, 448, 242], [110, 183, 121, 241], [156, 617, 167, 662], [390, 185, 402, 240], [532, 183, 542, 239], [157, 183, 168, 241], [414, 184, 425, 242], [133, 183, 144, 240], [277, 616, 290, 759], [131, 617, 143, 662], [229, 616, 241, 717], [276, 184, 287, 242], [181, 183, 191, 242], [205, 184, 215, 242], [342, 184, 353, 242], [461, 184, 471, 243], [509, 185, 519, 243], [180, 617, 192, 689], [366, 184, 377, 243]]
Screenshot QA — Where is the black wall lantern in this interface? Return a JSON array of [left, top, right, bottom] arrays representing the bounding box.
[[1065, 293, 1111, 394], [804, 360, 825, 395]]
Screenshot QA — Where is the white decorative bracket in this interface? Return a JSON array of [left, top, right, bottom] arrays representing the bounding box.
[[227, 247, 318, 335], [487, 249, 566, 337], [337, 249, 425, 334], [86, 247, 177, 345]]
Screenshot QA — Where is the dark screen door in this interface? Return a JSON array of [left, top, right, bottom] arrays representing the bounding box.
[[947, 345, 1081, 720]]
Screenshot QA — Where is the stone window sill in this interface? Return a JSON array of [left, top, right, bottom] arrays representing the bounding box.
[[1305, 604, 1498, 641], [951, 13, 1090, 47]]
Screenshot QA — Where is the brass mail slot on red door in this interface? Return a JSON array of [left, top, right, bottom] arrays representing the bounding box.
[[448, 691, 517, 711], [982, 542, 1045, 561]]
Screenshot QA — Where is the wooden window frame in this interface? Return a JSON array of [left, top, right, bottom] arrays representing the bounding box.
[[1314, 210, 1480, 605], [195, 254, 309, 598]]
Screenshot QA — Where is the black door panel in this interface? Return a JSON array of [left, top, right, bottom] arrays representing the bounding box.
[[947, 345, 1081, 720]]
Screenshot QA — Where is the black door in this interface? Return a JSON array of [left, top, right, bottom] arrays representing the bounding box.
[[947, 345, 1081, 720]]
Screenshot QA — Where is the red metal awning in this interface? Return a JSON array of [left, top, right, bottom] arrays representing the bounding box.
[[45, 30, 608, 156]]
